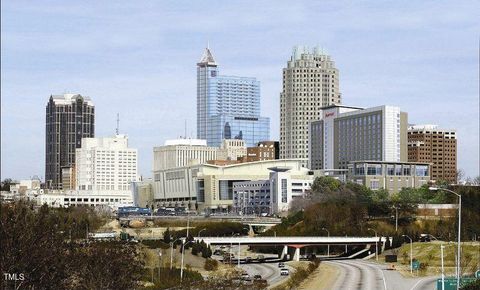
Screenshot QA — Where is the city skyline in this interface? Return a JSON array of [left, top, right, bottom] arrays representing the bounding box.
[[1, 1, 479, 180]]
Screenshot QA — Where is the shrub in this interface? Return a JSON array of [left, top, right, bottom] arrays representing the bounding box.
[[204, 258, 219, 271], [141, 240, 170, 249]]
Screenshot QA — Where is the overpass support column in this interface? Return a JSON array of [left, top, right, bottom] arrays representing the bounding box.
[[293, 247, 301, 262], [248, 225, 254, 237], [280, 245, 288, 260]]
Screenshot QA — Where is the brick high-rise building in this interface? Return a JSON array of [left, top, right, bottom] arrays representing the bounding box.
[[45, 94, 95, 189], [280, 46, 341, 162], [407, 125, 457, 183]]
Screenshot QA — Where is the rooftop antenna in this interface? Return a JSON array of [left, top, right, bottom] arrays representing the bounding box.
[[207, 40, 210, 49], [116, 113, 120, 135], [184, 119, 187, 139]]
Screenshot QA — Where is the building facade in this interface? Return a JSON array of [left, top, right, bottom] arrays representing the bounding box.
[[407, 125, 457, 183], [310, 105, 408, 170], [196, 47, 270, 147], [45, 94, 95, 189], [246, 141, 279, 162], [347, 161, 431, 193], [153, 139, 218, 171], [75, 135, 138, 194], [152, 159, 309, 212], [280, 46, 341, 161], [217, 139, 247, 161]]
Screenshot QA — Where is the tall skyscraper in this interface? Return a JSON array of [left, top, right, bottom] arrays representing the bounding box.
[[407, 125, 457, 183], [45, 94, 95, 189], [280, 46, 341, 161], [196, 47, 270, 147]]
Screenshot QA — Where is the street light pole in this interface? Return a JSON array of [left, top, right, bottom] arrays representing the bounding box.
[[429, 186, 461, 290], [393, 206, 398, 232], [170, 237, 180, 270], [441, 244, 445, 290], [180, 240, 193, 282], [198, 228, 207, 238], [158, 251, 162, 283], [321, 227, 330, 257], [368, 228, 379, 261], [402, 235, 413, 274], [238, 239, 241, 267]]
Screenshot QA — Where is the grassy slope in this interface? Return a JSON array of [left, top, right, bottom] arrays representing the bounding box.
[[385, 241, 480, 276]]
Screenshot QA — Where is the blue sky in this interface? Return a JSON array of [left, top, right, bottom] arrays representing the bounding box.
[[1, 1, 479, 180]]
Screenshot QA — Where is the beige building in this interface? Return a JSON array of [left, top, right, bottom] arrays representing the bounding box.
[[61, 166, 75, 190], [280, 46, 341, 162], [153, 139, 218, 171], [217, 139, 247, 161], [407, 125, 457, 183], [348, 161, 431, 193], [132, 179, 154, 208], [152, 159, 309, 212]]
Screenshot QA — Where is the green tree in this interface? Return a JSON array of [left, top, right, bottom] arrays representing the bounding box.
[[163, 227, 171, 243]]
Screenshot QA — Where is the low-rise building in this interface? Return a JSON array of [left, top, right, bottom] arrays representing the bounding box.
[[246, 141, 279, 162], [232, 167, 314, 215], [347, 160, 431, 193], [217, 139, 247, 161], [153, 139, 218, 171], [131, 179, 154, 208], [35, 191, 133, 208], [152, 159, 310, 213]]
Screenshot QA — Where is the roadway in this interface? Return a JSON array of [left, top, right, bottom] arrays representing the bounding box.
[[212, 245, 291, 288], [239, 261, 293, 287], [328, 259, 440, 290]]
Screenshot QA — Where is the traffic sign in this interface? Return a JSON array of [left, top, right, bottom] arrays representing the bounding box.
[[436, 278, 477, 290], [475, 270, 480, 278], [412, 260, 420, 270]]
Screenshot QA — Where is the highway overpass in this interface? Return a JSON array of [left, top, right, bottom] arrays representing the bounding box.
[[193, 236, 388, 261]]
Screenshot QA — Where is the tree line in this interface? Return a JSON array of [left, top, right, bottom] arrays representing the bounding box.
[[0, 201, 144, 289], [265, 177, 480, 243]]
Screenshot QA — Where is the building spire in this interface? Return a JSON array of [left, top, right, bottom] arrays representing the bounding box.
[[199, 46, 216, 65]]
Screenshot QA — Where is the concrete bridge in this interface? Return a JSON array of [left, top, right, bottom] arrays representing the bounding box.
[[193, 236, 388, 261]]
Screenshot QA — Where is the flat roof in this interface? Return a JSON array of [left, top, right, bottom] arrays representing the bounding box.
[[349, 160, 432, 165]]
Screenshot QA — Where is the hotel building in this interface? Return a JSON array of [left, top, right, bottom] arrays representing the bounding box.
[[310, 105, 408, 170]]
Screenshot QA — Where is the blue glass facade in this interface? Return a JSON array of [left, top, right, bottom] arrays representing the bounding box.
[[207, 115, 270, 147], [197, 48, 270, 147]]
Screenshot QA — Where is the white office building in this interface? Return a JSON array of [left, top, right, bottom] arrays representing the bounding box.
[[75, 135, 138, 204], [153, 139, 218, 171]]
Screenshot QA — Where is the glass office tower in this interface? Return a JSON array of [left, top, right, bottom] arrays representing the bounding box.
[[197, 47, 269, 147]]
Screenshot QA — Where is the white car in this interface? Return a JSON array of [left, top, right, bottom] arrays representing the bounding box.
[[280, 268, 289, 276]]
